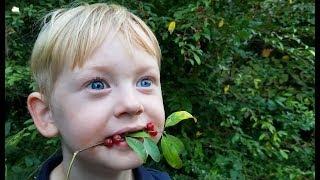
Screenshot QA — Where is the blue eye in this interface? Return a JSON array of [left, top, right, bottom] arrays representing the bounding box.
[[137, 78, 152, 87], [89, 79, 109, 90]]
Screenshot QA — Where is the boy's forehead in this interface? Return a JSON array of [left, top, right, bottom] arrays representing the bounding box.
[[67, 54, 160, 83], [70, 31, 159, 71]]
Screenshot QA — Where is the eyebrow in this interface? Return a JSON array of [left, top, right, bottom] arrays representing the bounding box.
[[73, 64, 159, 77], [134, 65, 159, 76], [70, 65, 112, 81]]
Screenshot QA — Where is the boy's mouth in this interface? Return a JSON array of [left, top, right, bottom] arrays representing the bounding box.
[[106, 126, 144, 139], [104, 127, 145, 147], [102, 122, 160, 148]]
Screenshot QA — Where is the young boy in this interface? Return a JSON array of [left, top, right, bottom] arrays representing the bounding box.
[[27, 3, 171, 180]]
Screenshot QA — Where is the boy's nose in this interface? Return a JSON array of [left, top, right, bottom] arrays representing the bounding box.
[[113, 91, 144, 118]]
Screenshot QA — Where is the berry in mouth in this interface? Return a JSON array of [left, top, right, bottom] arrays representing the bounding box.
[[104, 138, 113, 147], [104, 122, 158, 148], [104, 134, 125, 147], [145, 122, 157, 137], [148, 130, 158, 137], [112, 134, 124, 145], [145, 122, 155, 131]]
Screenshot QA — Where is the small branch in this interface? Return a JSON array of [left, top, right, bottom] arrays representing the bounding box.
[[65, 142, 104, 180]]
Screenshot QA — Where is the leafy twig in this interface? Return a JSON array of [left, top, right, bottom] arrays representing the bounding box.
[[65, 142, 104, 180]]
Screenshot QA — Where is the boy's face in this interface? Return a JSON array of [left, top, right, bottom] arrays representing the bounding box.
[[50, 33, 165, 170]]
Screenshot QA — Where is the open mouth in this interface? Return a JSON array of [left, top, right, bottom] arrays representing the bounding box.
[[104, 129, 144, 148], [102, 122, 159, 148], [104, 134, 125, 147]]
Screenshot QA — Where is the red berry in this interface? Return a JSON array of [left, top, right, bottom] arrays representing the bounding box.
[[148, 130, 157, 137], [112, 134, 123, 145], [146, 122, 155, 131], [104, 138, 113, 148]]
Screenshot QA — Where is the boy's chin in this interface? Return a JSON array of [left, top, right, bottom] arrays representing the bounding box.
[[84, 151, 144, 171], [111, 160, 143, 171], [95, 158, 143, 172], [63, 143, 144, 172]]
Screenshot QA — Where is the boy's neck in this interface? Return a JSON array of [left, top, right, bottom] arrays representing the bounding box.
[[50, 163, 65, 180], [50, 156, 134, 180]]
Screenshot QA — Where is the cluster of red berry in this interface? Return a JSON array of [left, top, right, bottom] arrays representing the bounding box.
[[145, 122, 157, 137], [104, 134, 124, 148], [104, 122, 158, 148]]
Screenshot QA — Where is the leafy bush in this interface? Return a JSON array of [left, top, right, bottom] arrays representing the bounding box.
[[5, 0, 314, 179]]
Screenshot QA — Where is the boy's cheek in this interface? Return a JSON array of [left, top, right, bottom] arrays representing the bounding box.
[[59, 123, 99, 148], [53, 110, 106, 149], [154, 109, 165, 132]]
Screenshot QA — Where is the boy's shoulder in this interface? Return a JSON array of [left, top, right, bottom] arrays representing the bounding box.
[[135, 166, 171, 180], [36, 149, 63, 180], [35, 150, 171, 180]]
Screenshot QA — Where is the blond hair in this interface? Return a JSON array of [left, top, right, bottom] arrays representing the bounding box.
[[30, 3, 161, 105]]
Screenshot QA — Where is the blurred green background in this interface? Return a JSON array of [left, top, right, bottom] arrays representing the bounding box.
[[5, 0, 315, 179]]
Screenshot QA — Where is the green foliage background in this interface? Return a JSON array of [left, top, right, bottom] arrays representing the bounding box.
[[5, 0, 315, 179]]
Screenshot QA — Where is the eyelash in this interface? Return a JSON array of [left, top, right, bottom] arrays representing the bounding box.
[[86, 77, 110, 90], [85, 76, 156, 90], [137, 76, 155, 88]]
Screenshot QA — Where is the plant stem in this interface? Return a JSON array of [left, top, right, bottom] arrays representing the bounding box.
[[66, 130, 164, 179], [65, 142, 104, 180]]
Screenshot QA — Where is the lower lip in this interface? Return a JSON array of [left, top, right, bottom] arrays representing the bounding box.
[[103, 141, 129, 149], [115, 140, 128, 148]]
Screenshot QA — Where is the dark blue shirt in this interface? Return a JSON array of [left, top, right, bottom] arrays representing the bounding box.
[[36, 150, 171, 180]]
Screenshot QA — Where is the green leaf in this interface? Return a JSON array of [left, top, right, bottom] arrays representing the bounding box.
[[5, 128, 26, 149], [165, 134, 185, 154], [258, 133, 268, 141], [279, 149, 288, 160], [143, 137, 161, 162], [309, 49, 315, 56], [125, 137, 147, 162], [5, 164, 7, 178], [126, 131, 150, 138], [192, 52, 201, 65], [23, 119, 33, 125], [25, 156, 34, 167], [161, 135, 183, 169], [165, 111, 197, 128], [193, 33, 201, 41], [27, 124, 36, 131], [254, 79, 261, 89], [230, 169, 240, 180]]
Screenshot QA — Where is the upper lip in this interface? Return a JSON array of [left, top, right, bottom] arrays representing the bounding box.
[[107, 126, 145, 138]]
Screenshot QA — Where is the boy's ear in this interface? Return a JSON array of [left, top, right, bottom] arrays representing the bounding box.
[[27, 92, 59, 137]]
